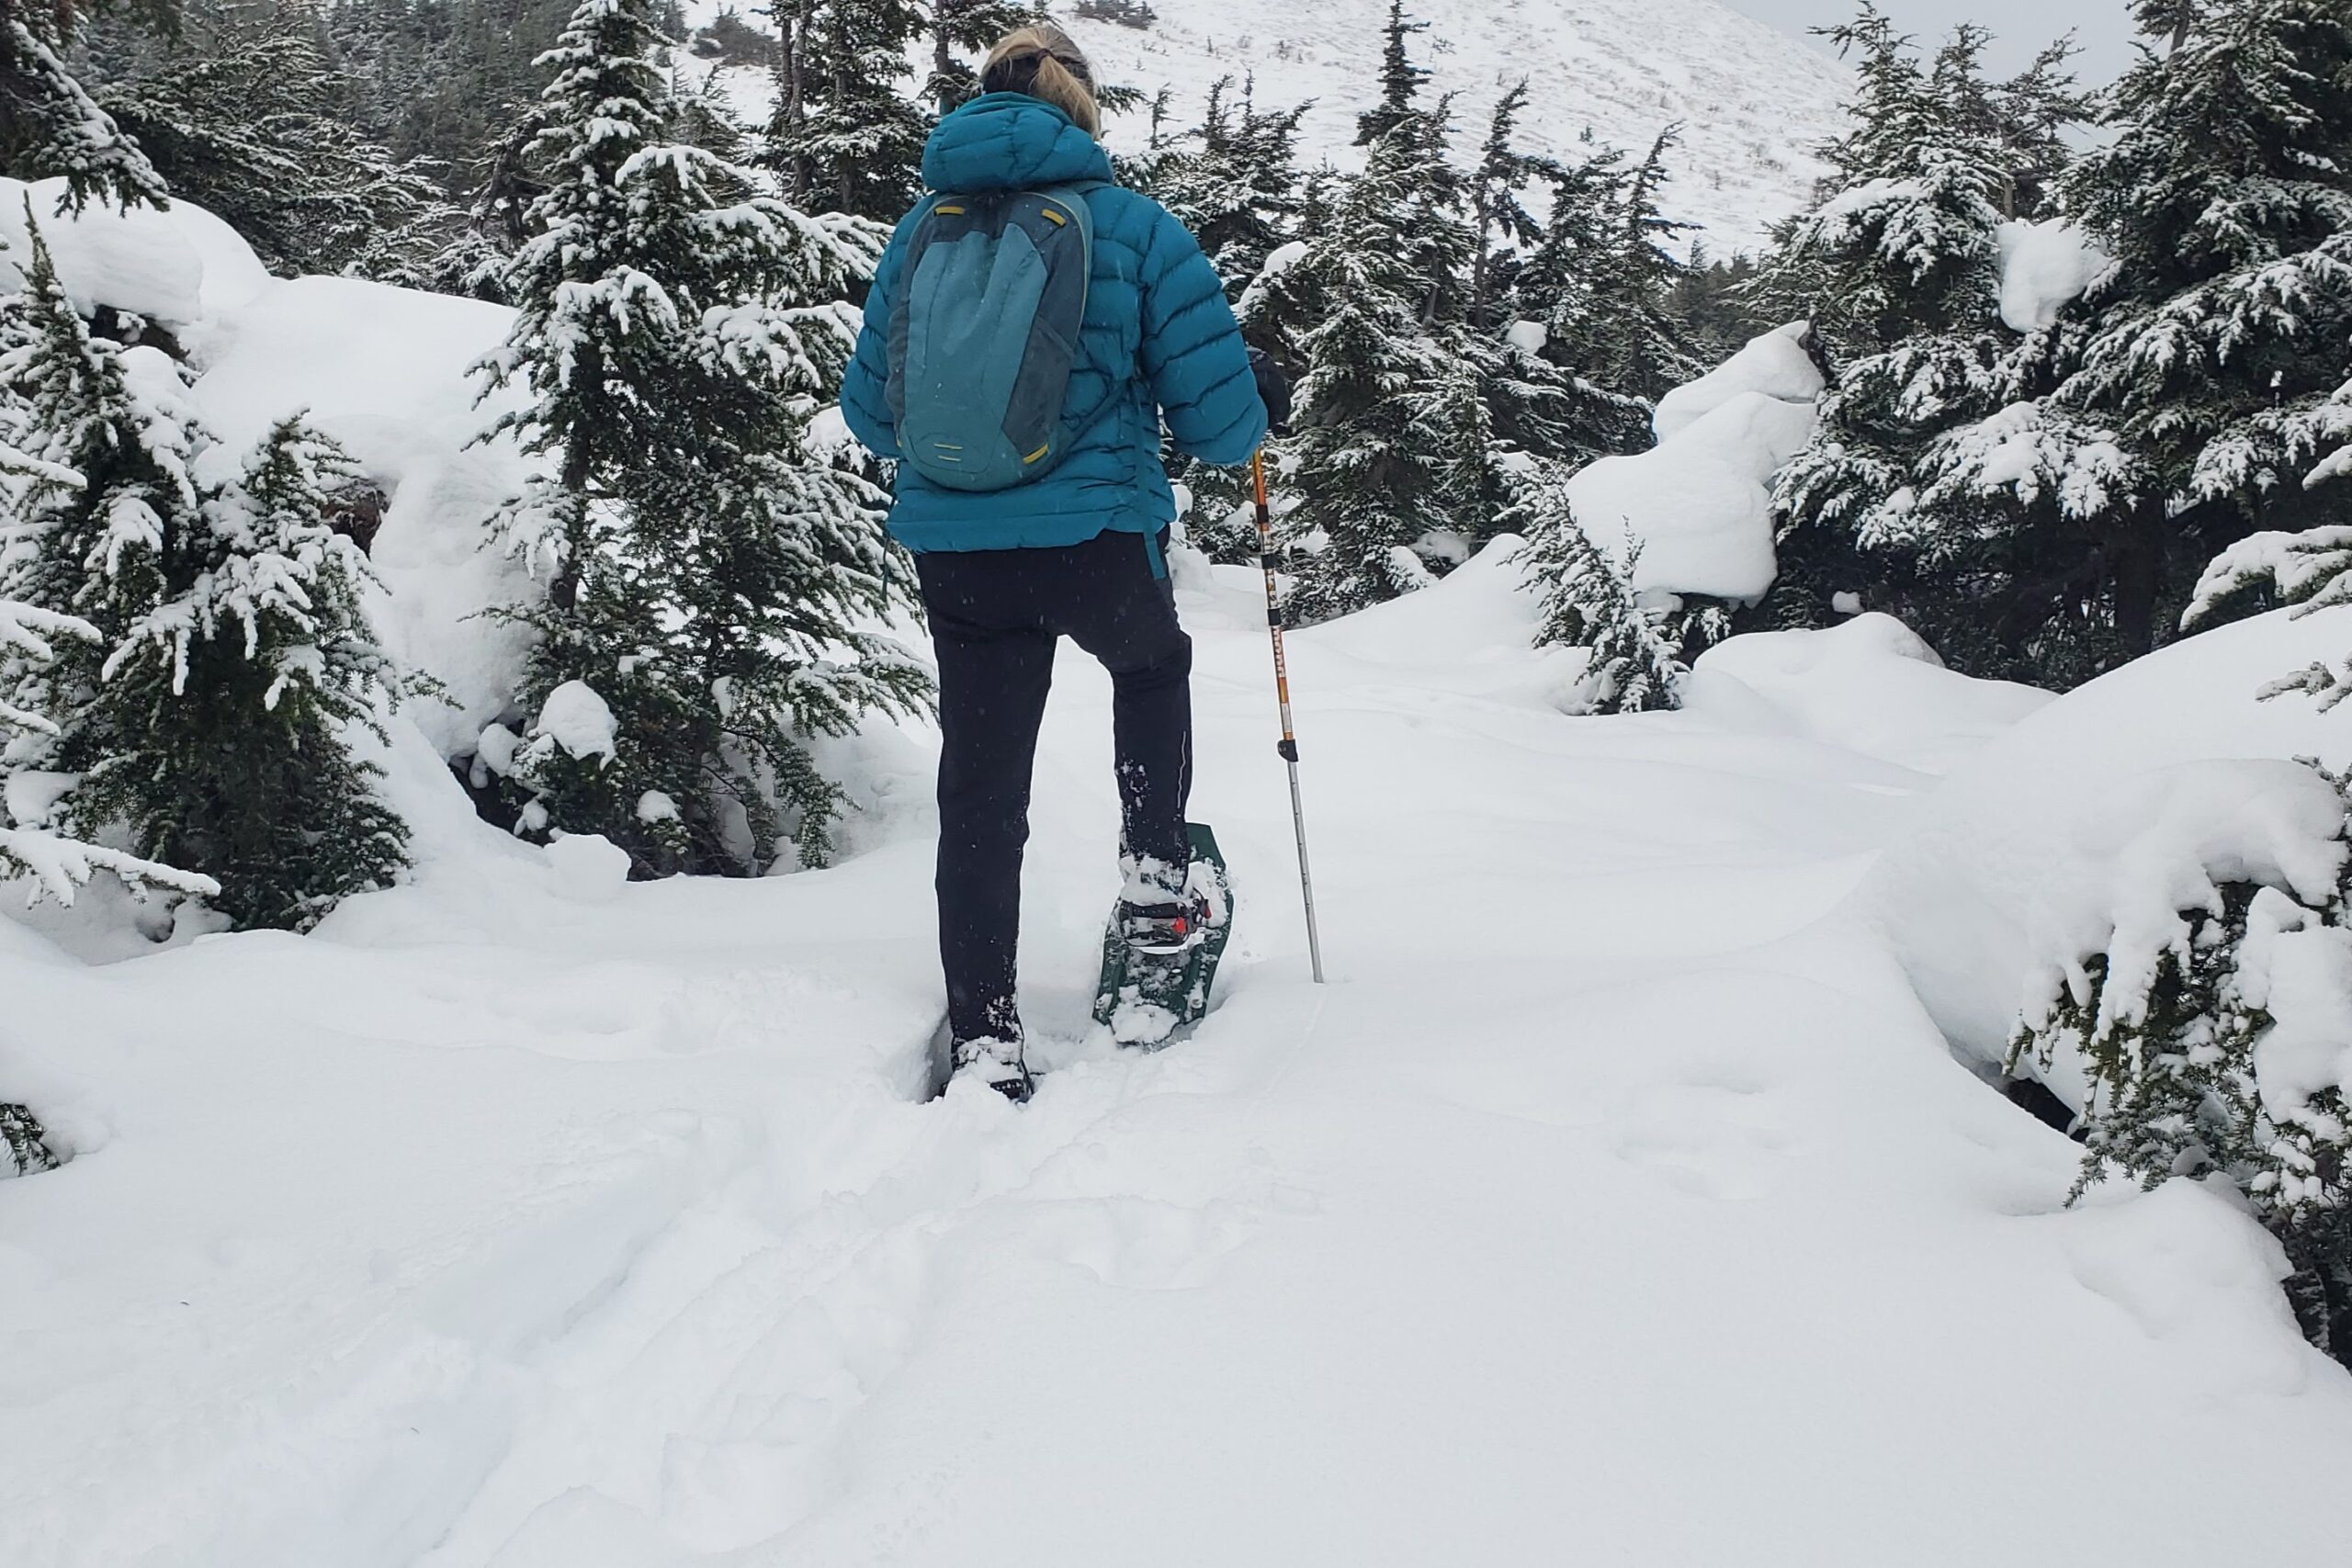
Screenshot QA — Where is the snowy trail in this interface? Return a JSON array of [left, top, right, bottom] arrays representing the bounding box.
[[7, 547, 2352, 1565]]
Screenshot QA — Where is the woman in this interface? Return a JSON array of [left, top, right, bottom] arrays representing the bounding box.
[[841, 25, 1272, 1102]]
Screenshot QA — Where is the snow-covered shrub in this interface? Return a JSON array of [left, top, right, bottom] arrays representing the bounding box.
[[0, 1100, 56, 1176], [2008, 763, 2352, 1360], [1516, 481, 1697, 716]]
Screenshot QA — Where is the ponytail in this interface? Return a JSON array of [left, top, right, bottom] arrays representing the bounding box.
[[981, 25, 1102, 139]]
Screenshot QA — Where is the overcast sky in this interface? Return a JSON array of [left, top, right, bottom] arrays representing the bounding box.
[[1720, 0, 2142, 82]]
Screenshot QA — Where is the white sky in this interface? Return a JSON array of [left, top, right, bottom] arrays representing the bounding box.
[[1720, 0, 2142, 82]]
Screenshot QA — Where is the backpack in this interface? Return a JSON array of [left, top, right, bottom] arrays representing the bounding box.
[[885, 183, 1100, 492]]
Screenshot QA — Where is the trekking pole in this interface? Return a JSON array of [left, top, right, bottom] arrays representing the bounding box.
[[1251, 449, 1327, 985]]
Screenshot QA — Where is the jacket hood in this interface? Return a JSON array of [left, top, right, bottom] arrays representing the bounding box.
[[922, 93, 1114, 193]]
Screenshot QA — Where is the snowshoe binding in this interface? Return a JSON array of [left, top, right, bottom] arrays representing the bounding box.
[[1091, 823, 1233, 1050], [924, 1021, 1034, 1104]]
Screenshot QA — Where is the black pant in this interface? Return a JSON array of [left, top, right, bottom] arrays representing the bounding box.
[[917, 528, 1193, 1046]]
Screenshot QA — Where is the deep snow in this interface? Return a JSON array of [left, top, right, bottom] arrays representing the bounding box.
[[7, 542, 2352, 1567]]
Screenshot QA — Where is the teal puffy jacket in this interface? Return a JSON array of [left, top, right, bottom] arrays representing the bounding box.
[[841, 94, 1267, 554]]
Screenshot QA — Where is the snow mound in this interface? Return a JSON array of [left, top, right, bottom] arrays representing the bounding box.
[[1688, 613, 2052, 775], [1564, 325, 1823, 604], [0, 176, 272, 326], [1996, 219, 2109, 333], [187, 275, 537, 754], [1870, 605, 2352, 1100], [1651, 321, 1824, 443]]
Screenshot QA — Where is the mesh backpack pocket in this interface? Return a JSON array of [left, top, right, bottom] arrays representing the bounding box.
[[886, 185, 1096, 492]]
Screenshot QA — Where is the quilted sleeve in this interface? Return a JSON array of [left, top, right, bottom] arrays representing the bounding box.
[[1136, 201, 1268, 467], [840, 215, 910, 459]]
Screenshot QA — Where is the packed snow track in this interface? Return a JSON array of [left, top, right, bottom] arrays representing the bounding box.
[[6, 547, 2350, 1567]]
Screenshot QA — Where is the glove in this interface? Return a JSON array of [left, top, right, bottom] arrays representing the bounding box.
[[1248, 345, 1293, 436]]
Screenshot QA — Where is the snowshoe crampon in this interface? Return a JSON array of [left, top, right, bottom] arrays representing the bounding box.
[[1092, 823, 1232, 1049]]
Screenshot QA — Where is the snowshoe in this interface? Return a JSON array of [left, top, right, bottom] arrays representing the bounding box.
[[1091, 823, 1233, 1049]]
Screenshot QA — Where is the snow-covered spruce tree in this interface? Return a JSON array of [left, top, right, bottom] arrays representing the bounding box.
[[1515, 478, 1689, 715], [1565, 128, 1702, 404], [78, 416, 410, 930], [766, 0, 929, 220], [1147, 76, 1310, 561], [1277, 117, 1460, 621], [481, 0, 928, 876], [2035, 0, 2352, 658], [1765, 13, 2019, 660], [1148, 76, 1308, 301], [0, 0, 169, 209], [1470, 82, 1547, 335], [0, 596, 212, 908], [0, 212, 183, 768], [1507, 146, 1658, 459], [2007, 766, 2352, 1366], [1354, 0, 1430, 151]]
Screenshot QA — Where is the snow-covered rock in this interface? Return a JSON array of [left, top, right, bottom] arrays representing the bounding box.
[[1870, 604, 2352, 1101], [1995, 219, 2109, 333]]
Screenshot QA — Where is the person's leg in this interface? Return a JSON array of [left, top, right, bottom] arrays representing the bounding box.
[[1055, 529, 1193, 896], [918, 553, 1057, 1055]]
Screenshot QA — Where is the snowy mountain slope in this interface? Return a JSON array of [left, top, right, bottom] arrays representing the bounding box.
[[7, 545, 2352, 1566], [1062, 0, 1851, 254], [677, 0, 1850, 254]]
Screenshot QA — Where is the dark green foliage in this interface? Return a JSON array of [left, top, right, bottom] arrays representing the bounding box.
[[74, 417, 410, 931], [767, 0, 930, 220], [0, 0, 172, 210], [2048, 0, 2352, 639], [1513, 132, 1702, 414], [1759, 6, 2129, 684], [1669, 248, 1774, 368], [1148, 75, 1308, 301], [1276, 120, 1456, 621], [2, 220, 408, 928], [86, 1, 451, 277], [690, 5, 772, 67]]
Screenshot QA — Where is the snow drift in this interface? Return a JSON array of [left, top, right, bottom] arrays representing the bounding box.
[[1869, 605, 2352, 1103]]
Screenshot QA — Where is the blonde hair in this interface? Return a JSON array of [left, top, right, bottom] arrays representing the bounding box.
[[982, 25, 1102, 139]]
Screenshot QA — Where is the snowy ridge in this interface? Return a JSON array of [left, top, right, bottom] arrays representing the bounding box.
[[1063, 0, 1850, 254]]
